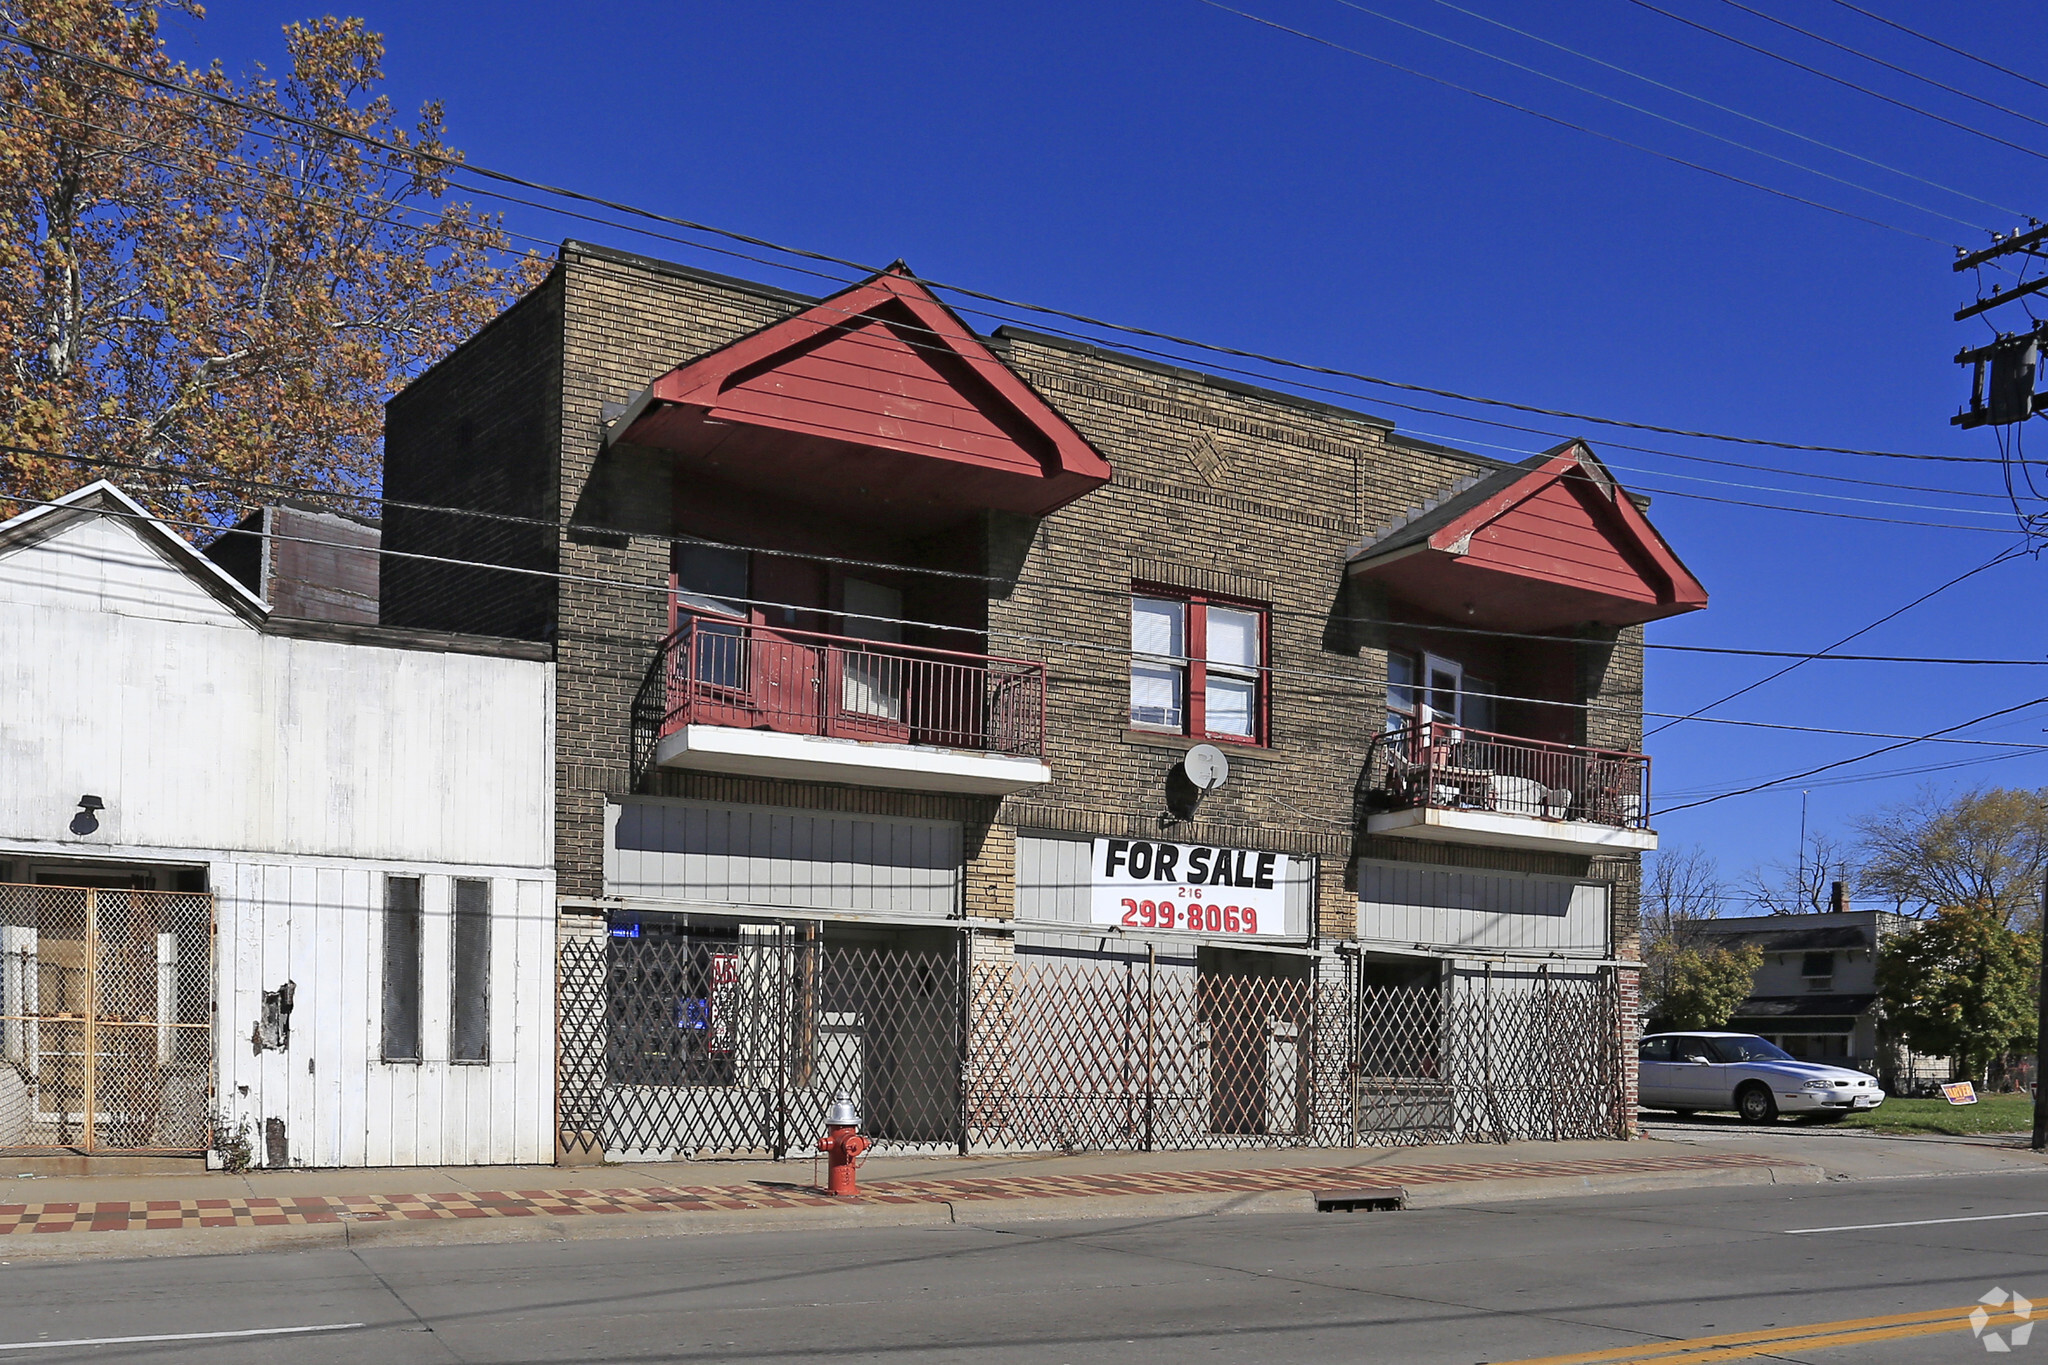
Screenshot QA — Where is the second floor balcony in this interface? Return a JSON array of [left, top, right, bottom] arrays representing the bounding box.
[[1360, 721, 1657, 854], [632, 617, 1053, 795]]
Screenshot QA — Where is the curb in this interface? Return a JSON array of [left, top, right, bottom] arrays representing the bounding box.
[[1399, 1160, 1823, 1209], [0, 1162, 1822, 1264]]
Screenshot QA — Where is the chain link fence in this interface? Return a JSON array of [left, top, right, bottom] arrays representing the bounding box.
[[559, 928, 1628, 1159], [0, 884, 214, 1153]]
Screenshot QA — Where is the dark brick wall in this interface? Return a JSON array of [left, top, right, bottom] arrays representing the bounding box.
[[382, 271, 566, 641]]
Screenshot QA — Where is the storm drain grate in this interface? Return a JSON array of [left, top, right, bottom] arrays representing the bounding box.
[[1313, 1185, 1407, 1213]]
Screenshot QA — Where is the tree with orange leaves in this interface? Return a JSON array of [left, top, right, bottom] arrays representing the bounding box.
[[0, 0, 546, 525]]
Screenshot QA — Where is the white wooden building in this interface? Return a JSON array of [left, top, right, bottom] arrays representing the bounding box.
[[0, 482, 555, 1167]]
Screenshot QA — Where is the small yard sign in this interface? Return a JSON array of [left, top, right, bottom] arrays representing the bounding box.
[[1941, 1080, 1979, 1106]]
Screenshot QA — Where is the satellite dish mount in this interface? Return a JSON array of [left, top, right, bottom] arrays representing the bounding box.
[[1166, 744, 1230, 821]]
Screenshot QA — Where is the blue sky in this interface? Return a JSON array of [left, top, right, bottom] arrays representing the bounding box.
[[168, 1, 2048, 905]]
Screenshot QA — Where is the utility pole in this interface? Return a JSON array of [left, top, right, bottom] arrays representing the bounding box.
[[1797, 790, 1809, 912], [2035, 867, 2047, 1152], [1952, 224, 2048, 429]]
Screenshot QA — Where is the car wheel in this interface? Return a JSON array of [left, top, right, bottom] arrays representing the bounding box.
[[1737, 1083, 1778, 1125]]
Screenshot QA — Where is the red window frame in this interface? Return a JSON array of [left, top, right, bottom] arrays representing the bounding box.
[[1128, 584, 1271, 746]]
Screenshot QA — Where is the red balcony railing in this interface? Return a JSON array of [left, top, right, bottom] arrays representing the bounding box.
[[1362, 721, 1651, 829], [633, 616, 1047, 771]]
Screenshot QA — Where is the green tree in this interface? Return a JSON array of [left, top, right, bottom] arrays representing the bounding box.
[[1653, 942, 1762, 1030], [1875, 902, 2039, 1084], [1856, 787, 2048, 931]]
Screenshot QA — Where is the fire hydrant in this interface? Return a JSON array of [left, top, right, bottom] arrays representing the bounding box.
[[817, 1094, 869, 1197]]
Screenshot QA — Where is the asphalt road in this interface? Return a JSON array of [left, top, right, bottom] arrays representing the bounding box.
[[5, 1172, 2048, 1363]]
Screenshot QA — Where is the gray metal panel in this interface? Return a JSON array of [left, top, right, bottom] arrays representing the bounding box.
[[1282, 856, 1316, 939], [1015, 834, 1093, 925], [608, 799, 962, 916], [1356, 859, 1608, 956]]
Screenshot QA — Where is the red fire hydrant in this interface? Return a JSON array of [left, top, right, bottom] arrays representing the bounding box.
[[818, 1094, 869, 1197]]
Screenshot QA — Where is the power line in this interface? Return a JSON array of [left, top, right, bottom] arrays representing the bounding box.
[[17, 486, 2048, 755], [1644, 542, 2030, 739], [13, 441, 2048, 664], [1714, 0, 2048, 136], [1657, 744, 2041, 799], [1408, 0, 2025, 219], [1823, 0, 2048, 101], [16, 29, 2040, 468], [17, 441, 2048, 662], [1321, 0, 1996, 229], [1658, 694, 2048, 814], [1624, 0, 2048, 167], [1195, 0, 1951, 241]]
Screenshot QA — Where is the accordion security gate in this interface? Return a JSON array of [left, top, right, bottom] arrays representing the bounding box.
[[0, 884, 215, 1153], [560, 931, 1630, 1159], [1354, 967, 1629, 1146]]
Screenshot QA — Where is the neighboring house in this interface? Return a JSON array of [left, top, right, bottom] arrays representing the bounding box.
[[375, 244, 1708, 1159], [1695, 909, 1948, 1089], [0, 482, 555, 1167]]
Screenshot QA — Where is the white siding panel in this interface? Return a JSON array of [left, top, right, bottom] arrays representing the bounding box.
[[1356, 860, 1608, 957], [607, 799, 962, 915]]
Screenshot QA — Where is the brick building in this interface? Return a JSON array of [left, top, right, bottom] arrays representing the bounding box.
[[382, 242, 1706, 1159]]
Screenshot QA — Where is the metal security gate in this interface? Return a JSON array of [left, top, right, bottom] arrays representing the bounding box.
[[1353, 964, 1627, 1146], [558, 928, 963, 1160], [561, 929, 1358, 1159], [966, 948, 1354, 1152], [0, 885, 215, 1153]]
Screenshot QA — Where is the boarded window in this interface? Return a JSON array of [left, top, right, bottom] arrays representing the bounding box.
[[381, 876, 422, 1061], [451, 878, 491, 1062]]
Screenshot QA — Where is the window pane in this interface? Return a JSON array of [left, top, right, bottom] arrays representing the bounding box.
[[1206, 607, 1259, 669], [1464, 678, 1493, 732], [675, 544, 749, 600], [1132, 597, 1185, 659], [1206, 675, 1255, 737], [1387, 652, 1416, 714], [381, 876, 422, 1061], [1130, 661, 1185, 728], [452, 878, 490, 1063]]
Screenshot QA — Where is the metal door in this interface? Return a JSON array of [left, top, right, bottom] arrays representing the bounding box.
[[0, 884, 214, 1153]]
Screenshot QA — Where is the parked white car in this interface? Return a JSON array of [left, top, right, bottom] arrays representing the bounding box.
[[1640, 1031, 1886, 1124]]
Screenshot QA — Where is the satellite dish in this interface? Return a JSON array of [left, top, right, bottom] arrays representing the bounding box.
[[1183, 744, 1230, 792]]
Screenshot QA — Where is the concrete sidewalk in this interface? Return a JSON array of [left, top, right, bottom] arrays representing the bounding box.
[[0, 1138, 1822, 1263]]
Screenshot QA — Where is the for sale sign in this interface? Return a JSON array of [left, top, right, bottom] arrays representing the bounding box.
[[1088, 837, 1293, 938]]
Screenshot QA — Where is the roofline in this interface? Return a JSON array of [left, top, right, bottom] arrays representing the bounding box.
[[562, 239, 818, 307], [991, 325, 1411, 435], [1381, 430, 1518, 473], [0, 480, 271, 621]]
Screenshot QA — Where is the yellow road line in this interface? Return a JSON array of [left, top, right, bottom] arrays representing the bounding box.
[[1494, 1300, 2028, 1364]]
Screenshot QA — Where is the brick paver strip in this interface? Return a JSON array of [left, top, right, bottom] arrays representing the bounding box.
[[0, 1150, 1786, 1237]]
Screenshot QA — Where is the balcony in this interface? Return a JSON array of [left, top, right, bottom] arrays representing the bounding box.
[[630, 618, 1052, 795], [1359, 721, 1657, 854]]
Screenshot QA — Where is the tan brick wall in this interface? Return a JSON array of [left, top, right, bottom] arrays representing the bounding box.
[[384, 245, 1656, 958]]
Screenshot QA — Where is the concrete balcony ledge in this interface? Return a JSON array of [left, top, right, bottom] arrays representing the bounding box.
[[653, 724, 1053, 796], [1365, 805, 1660, 854]]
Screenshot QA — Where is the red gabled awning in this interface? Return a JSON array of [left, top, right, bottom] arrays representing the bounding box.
[[612, 267, 1111, 524], [1348, 441, 1707, 632]]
